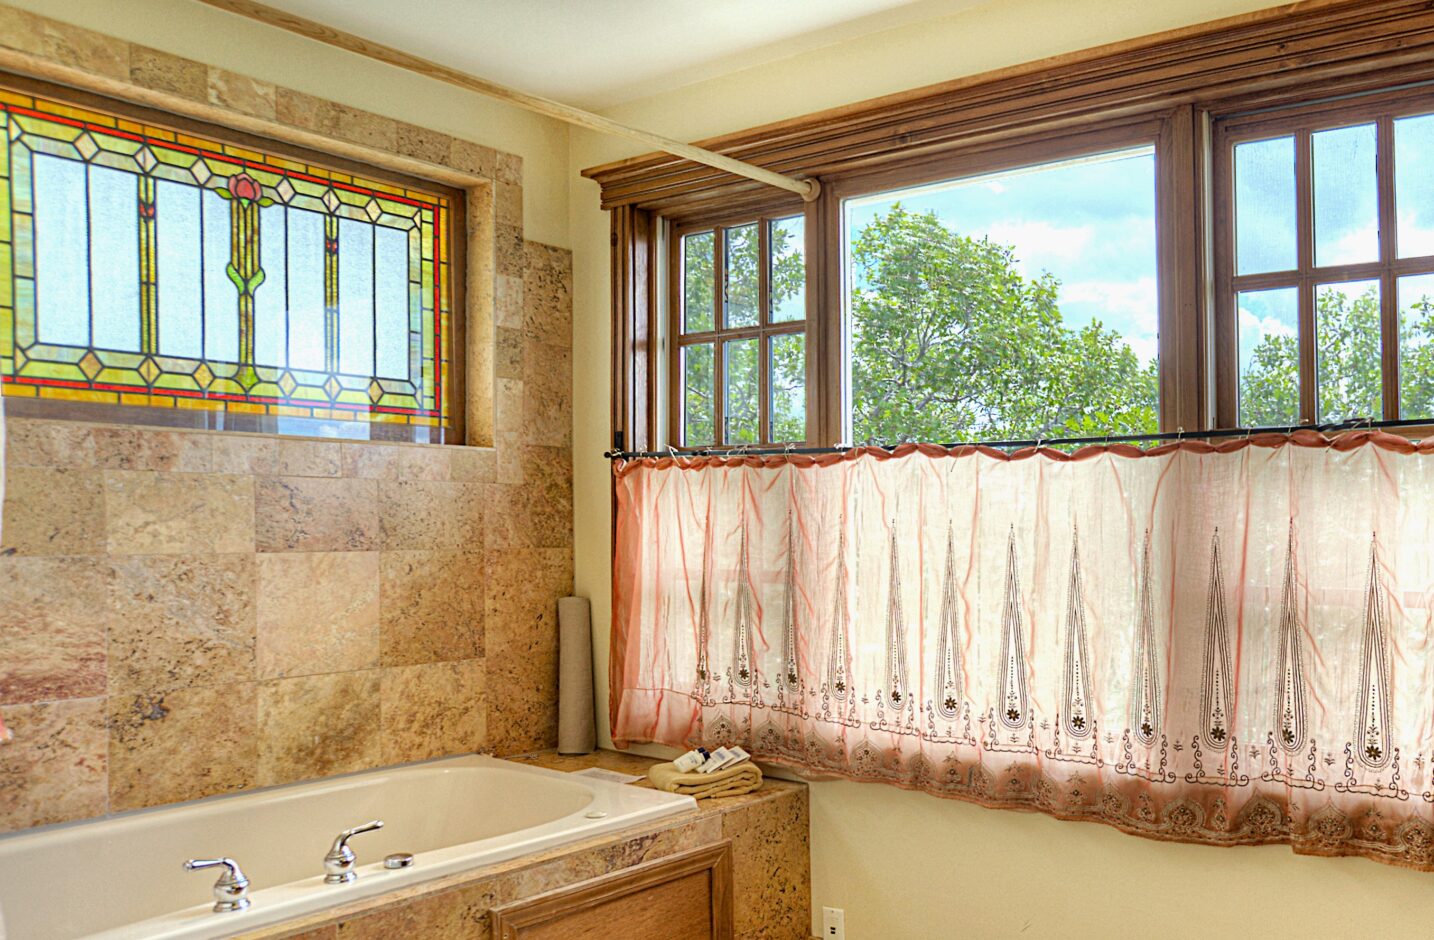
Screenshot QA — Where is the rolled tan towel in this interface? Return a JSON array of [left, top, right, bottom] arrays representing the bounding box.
[[648, 760, 763, 799]]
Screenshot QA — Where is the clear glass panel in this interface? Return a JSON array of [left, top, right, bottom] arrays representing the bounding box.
[[681, 343, 715, 446], [1234, 136, 1298, 275], [1313, 123, 1378, 267], [1396, 113, 1434, 258], [769, 333, 806, 442], [769, 216, 805, 323], [724, 224, 759, 329], [88, 165, 140, 352], [201, 189, 238, 363], [1316, 279, 1383, 422], [374, 226, 410, 380], [32, 154, 90, 346], [1399, 273, 1434, 419], [157, 180, 203, 359], [844, 146, 1159, 443], [682, 231, 714, 333], [724, 336, 760, 443], [338, 218, 374, 377], [253, 203, 288, 367], [1237, 287, 1300, 426], [287, 207, 328, 372]]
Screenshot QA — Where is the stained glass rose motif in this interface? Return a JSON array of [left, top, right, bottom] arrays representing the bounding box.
[[218, 172, 274, 206]]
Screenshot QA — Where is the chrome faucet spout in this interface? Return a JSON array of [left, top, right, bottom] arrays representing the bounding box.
[[323, 819, 384, 884], [184, 857, 251, 913]]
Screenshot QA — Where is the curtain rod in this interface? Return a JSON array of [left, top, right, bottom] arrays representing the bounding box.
[[196, 0, 821, 202], [604, 417, 1431, 460]]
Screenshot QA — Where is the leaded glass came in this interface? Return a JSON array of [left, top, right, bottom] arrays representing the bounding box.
[[0, 85, 455, 428]]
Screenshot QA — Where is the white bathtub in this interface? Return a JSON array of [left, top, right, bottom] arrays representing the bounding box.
[[0, 755, 695, 940]]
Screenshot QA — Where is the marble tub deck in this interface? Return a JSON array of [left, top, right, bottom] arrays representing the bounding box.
[[238, 749, 811, 940]]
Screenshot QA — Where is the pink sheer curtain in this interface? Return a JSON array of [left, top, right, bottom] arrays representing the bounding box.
[[611, 432, 1434, 868]]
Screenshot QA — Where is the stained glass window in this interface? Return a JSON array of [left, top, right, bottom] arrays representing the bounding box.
[[0, 85, 455, 429]]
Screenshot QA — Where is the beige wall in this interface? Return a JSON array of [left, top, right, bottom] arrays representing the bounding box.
[[567, 1, 1434, 937]]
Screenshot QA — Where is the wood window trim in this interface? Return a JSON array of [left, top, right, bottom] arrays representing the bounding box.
[[593, 0, 1434, 452], [1211, 84, 1434, 428], [0, 69, 477, 446]]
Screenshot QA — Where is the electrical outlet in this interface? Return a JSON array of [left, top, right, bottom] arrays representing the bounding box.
[[822, 906, 845, 940]]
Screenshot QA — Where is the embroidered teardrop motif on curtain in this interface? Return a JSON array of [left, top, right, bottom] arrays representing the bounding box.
[[1198, 531, 1235, 751], [729, 524, 759, 699], [1129, 530, 1162, 747], [1060, 525, 1094, 740], [882, 520, 911, 715], [820, 523, 859, 727], [1354, 536, 1393, 771], [778, 508, 803, 704], [1273, 522, 1308, 754], [933, 523, 963, 721], [996, 528, 1029, 731]]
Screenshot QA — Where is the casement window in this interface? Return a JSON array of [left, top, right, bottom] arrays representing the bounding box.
[[670, 215, 808, 446], [0, 80, 462, 439], [1214, 90, 1434, 427]]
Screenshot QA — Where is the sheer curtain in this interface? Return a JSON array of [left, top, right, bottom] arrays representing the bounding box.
[[611, 433, 1434, 868]]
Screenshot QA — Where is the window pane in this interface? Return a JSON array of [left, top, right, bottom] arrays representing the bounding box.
[[201, 189, 238, 363], [682, 343, 715, 446], [32, 154, 90, 346], [844, 146, 1159, 443], [1238, 287, 1300, 426], [374, 226, 410, 380], [769, 216, 805, 323], [770, 333, 806, 442], [682, 231, 714, 332], [88, 165, 141, 352], [724, 336, 759, 443], [1316, 280, 1383, 422], [1313, 123, 1378, 267], [338, 217, 375, 377], [1396, 113, 1434, 258], [288, 208, 328, 372], [1235, 136, 1297, 275], [253, 203, 288, 367], [157, 180, 203, 359], [724, 224, 759, 328], [1399, 273, 1434, 419]]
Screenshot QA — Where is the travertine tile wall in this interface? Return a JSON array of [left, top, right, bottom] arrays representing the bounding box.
[[0, 7, 575, 834]]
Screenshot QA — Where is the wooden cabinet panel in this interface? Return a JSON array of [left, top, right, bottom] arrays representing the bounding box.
[[491, 842, 733, 940]]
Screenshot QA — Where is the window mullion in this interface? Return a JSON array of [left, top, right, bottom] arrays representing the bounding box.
[[1296, 129, 1318, 423], [1378, 115, 1400, 419], [758, 219, 772, 443], [713, 229, 726, 444]]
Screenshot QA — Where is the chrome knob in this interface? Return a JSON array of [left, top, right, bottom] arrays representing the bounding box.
[[184, 857, 251, 913], [323, 819, 384, 885]]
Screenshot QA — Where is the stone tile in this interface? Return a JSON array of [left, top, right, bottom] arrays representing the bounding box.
[[1, 467, 104, 556], [212, 435, 281, 474], [495, 274, 523, 330], [448, 447, 495, 483], [397, 446, 452, 482], [341, 442, 403, 480], [275, 439, 343, 477], [485, 642, 557, 757], [104, 471, 254, 555], [4, 419, 97, 468], [448, 139, 498, 179], [334, 879, 501, 939], [495, 327, 523, 380], [275, 88, 341, 134], [378, 481, 482, 551], [108, 683, 258, 811], [129, 45, 206, 99], [258, 672, 382, 786], [495, 224, 524, 279], [0, 7, 129, 81], [483, 548, 569, 755], [256, 552, 380, 679], [522, 243, 572, 348], [208, 67, 277, 119], [380, 550, 483, 666], [722, 789, 812, 940], [482, 484, 529, 550], [495, 181, 521, 227], [520, 446, 573, 549], [254, 476, 379, 552], [394, 122, 451, 164], [494, 378, 524, 433], [380, 660, 486, 764], [0, 557, 108, 704], [91, 427, 211, 472], [522, 341, 572, 448], [0, 698, 108, 832], [333, 104, 397, 152], [496, 152, 523, 185], [108, 555, 256, 693]]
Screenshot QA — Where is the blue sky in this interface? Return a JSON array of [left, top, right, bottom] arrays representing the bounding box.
[[844, 145, 1160, 365]]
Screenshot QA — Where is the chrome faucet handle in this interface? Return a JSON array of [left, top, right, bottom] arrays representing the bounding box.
[[184, 857, 251, 913], [323, 819, 384, 884]]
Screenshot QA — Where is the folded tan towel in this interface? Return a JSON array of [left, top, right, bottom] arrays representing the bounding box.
[[648, 760, 763, 799]]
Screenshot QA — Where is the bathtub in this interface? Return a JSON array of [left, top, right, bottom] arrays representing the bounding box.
[[0, 755, 696, 940]]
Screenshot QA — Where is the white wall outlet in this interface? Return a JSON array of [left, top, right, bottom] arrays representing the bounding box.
[[822, 906, 846, 940]]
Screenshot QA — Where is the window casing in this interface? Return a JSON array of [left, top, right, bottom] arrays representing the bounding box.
[[0, 78, 463, 440]]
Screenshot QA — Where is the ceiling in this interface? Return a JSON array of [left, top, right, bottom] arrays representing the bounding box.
[[244, 0, 989, 109]]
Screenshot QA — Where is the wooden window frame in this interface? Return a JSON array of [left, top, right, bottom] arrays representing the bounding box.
[[668, 211, 812, 448], [589, 0, 1434, 453], [1211, 85, 1434, 428]]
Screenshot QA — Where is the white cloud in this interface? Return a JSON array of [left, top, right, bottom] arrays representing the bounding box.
[[976, 220, 1095, 276], [1238, 307, 1296, 338]]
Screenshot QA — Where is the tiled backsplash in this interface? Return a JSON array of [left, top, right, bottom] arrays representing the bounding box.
[[0, 244, 573, 832]]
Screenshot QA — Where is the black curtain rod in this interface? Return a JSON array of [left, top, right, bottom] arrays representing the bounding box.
[[603, 416, 1431, 461]]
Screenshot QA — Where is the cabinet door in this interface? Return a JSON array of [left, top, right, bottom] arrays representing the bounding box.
[[491, 841, 733, 940]]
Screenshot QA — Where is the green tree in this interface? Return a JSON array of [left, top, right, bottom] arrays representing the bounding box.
[[849, 205, 1158, 443]]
